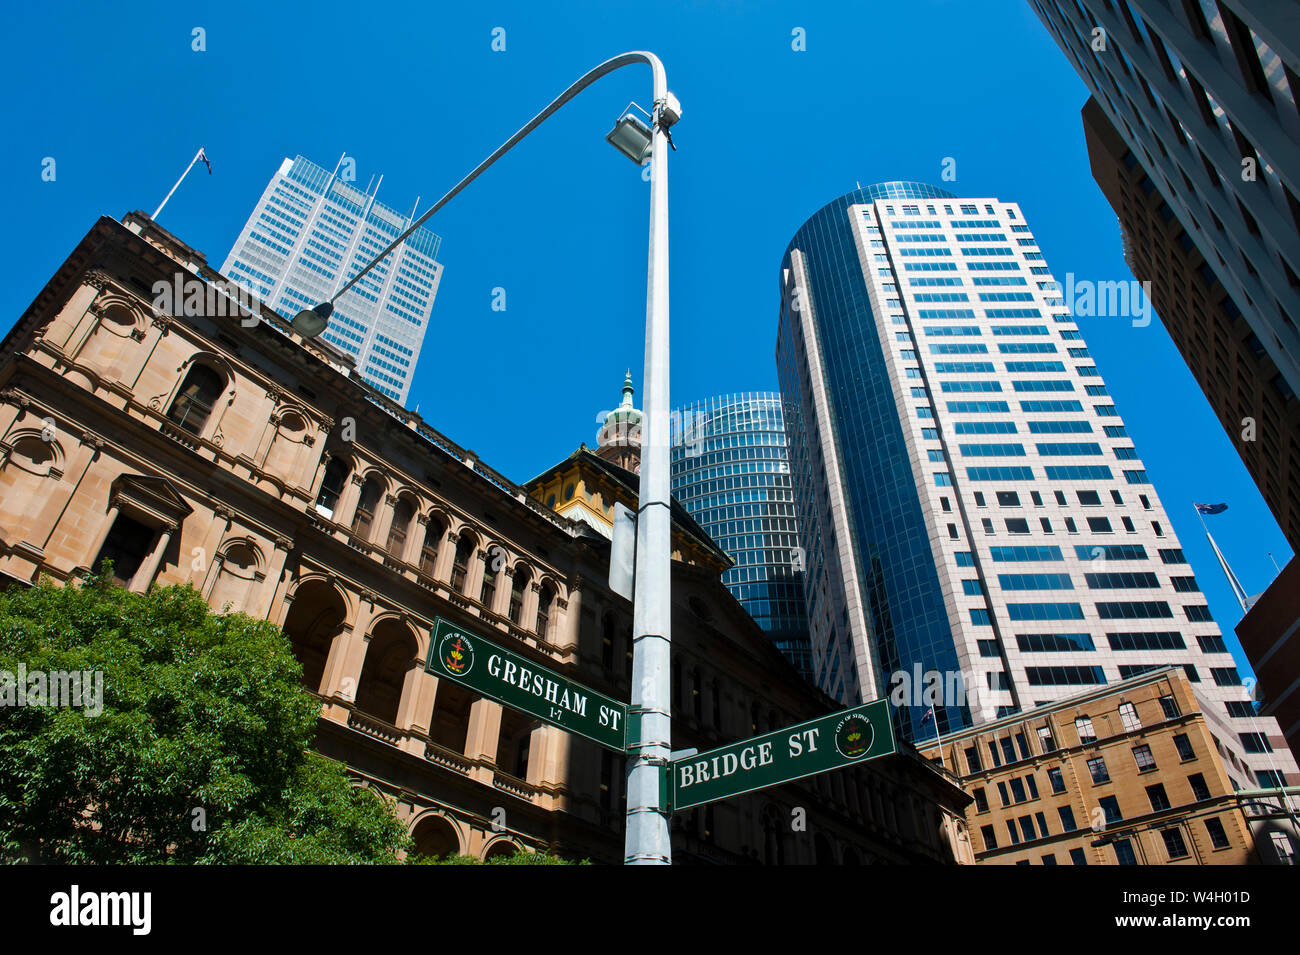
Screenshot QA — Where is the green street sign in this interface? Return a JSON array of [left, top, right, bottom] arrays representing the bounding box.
[[425, 616, 628, 752], [669, 699, 895, 810]]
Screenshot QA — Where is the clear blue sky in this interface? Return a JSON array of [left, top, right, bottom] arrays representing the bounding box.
[[2, 0, 1289, 678]]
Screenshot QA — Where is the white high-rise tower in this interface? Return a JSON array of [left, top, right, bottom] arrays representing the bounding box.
[[221, 155, 443, 404], [776, 181, 1296, 788]]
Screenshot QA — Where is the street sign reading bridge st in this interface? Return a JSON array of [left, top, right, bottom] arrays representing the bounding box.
[[424, 616, 628, 752], [669, 698, 895, 810]]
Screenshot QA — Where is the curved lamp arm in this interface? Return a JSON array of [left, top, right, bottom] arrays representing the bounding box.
[[293, 50, 668, 334]]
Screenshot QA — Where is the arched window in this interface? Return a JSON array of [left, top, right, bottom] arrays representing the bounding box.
[[386, 496, 415, 558], [352, 476, 382, 539], [315, 458, 349, 517], [420, 517, 445, 576], [535, 582, 555, 637], [167, 364, 224, 435], [479, 552, 499, 609], [508, 566, 529, 624], [450, 533, 474, 592]]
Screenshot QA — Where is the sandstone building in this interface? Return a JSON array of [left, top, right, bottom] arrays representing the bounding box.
[[920, 667, 1299, 864]]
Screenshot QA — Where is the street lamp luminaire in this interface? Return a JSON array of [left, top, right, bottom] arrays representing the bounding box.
[[289, 52, 680, 866]]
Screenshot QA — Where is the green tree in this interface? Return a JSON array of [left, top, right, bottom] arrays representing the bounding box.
[[0, 572, 409, 864]]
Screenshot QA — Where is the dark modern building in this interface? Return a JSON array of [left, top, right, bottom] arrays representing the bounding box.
[[1082, 94, 1300, 551], [670, 393, 813, 681], [1030, 0, 1300, 427]]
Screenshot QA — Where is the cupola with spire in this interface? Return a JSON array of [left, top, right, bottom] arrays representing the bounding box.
[[595, 371, 643, 474]]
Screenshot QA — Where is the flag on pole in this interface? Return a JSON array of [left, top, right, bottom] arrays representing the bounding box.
[[1195, 502, 1228, 515], [198, 149, 212, 174], [920, 707, 934, 727]]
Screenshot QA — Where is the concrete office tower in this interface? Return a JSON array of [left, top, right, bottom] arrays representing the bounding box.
[[221, 155, 443, 404], [1029, 0, 1300, 406], [775, 180, 1297, 790], [670, 393, 813, 681], [1082, 96, 1300, 551]]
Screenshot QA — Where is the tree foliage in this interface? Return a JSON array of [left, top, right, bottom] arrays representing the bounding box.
[[0, 573, 409, 864]]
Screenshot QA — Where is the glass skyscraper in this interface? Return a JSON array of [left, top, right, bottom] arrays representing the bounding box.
[[776, 180, 1297, 789], [220, 155, 443, 404], [671, 393, 812, 681]]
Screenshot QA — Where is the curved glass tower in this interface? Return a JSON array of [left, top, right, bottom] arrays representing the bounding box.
[[670, 393, 812, 681], [776, 179, 1296, 785]]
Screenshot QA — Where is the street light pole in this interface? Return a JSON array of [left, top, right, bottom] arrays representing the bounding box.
[[624, 72, 674, 866], [288, 51, 678, 865]]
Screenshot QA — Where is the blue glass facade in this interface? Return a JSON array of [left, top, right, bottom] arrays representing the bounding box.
[[777, 182, 971, 743], [670, 394, 812, 681]]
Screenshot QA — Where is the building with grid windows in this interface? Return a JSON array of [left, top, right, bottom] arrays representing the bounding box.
[[670, 393, 813, 681], [220, 155, 442, 404], [1028, 0, 1300, 414], [775, 180, 1297, 792], [920, 667, 1299, 865]]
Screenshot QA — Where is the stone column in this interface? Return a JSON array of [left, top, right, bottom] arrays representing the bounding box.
[[196, 506, 233, 596], [319, 591, 377, 720], [335, 472, 365, 530], [248, 535, 292, 620], [130, 525, 174, 592], [83, 502, 121, 570], [557, 577, 581, 657], [464, 698, 503, 782], [373, 493, 398, 552]]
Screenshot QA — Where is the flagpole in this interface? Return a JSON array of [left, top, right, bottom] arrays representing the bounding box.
[[152, 147, 207, 221], [1194, 503, 1250, 612], [930, 704, 944, 768]]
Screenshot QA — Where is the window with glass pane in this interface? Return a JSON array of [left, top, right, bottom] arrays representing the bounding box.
[[1188, 773, 1210, 801], [1161, 827, 1188, 859], [1075, 716, 1096, 743], [167, 364, 224, 435], [1087, 756, 1109, 783], [1113, 839, 1138, 865], [1119, 702, 1141, 732], [1146, 783, 1171, 811], [1133, 744, 1156, 771], [1048, 767, 1066, 793]]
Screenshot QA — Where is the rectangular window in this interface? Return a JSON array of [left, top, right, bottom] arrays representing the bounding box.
[[1161, 828, 1189, 859], [1119, 702, 1142, 732], [981, 824, 997, 851], [1095, 798, 1121, 829], [1146, 784, 1171, 812], [1048, 767, 1065, 793], [1087, 756, 1109, 784], [1204, 818, 1230, 849], [1188, 773, 1210, 801], [1133, 744, 1156, 771]]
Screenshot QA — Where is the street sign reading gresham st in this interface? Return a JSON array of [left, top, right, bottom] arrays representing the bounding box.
[[425, 616, 627, 752], [669, 699, 895, 810]]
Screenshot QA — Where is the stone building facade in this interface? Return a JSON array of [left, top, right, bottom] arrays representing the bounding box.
[[0, 211, 971, 864], [920, 668, 1298, 864]]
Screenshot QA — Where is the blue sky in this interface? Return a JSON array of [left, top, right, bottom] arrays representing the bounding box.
[[1, 0, 1289, 677]]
